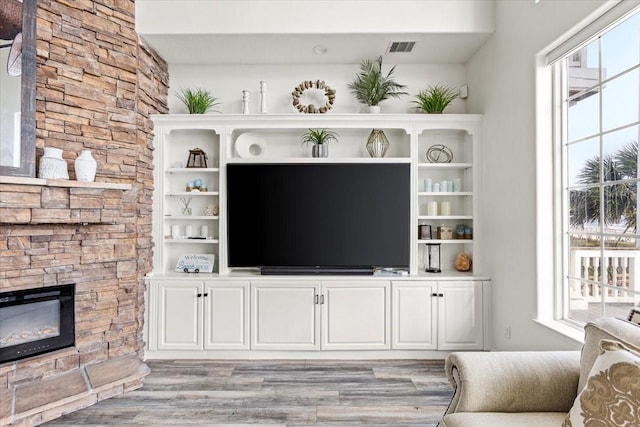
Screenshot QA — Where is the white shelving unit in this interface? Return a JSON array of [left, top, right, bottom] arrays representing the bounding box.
[[146, 114, 489, 359]]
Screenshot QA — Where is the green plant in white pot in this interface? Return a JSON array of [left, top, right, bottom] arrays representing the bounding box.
[[176, 88, 221, 114], [301, 129, 339, 158], [348, 56, 407, 113], [413, 84, 459, 114]]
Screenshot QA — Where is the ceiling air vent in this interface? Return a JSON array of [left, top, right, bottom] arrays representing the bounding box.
[[387, 41, 416, 53]]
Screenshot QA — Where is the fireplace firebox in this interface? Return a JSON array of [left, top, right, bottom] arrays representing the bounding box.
[[0, 284, 75, 364]]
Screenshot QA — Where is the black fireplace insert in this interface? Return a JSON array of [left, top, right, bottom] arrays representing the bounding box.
[[0, 284, 75, 364]]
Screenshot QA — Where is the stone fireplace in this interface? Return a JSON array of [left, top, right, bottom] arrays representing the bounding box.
[[0, 0, 168, 425]]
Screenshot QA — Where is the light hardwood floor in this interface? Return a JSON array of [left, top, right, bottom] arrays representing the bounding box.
[[44, 359, 453, 426]]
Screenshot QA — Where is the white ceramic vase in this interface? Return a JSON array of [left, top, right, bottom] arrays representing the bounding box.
[[366, 105, 381, 114], [38, 147, 69, 179], [74, 150, 97, 182]]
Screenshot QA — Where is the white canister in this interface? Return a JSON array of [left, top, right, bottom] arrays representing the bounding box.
[[38, 147, 69, 180], [74, 150, 97, 182], [200, 225, 209, 238], [171, 225, 180, 239], [185, 225, 193, 237]]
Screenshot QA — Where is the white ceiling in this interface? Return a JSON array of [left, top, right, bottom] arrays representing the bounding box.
[[136, 0, 495, 66], [141, 32, 493, 65]]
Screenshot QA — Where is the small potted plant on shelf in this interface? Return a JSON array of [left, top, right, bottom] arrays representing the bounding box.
[[413, 84, 459, 114], [300, 129, 339, 158], [176, 88, 221, 114], [348, 56, 407, 113]]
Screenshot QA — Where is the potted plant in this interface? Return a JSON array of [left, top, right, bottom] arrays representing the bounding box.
[[176, 88, 221, 114], [348, 56, 407, 113], [300, 128, 339, 158], [413, 84, 459, 114]]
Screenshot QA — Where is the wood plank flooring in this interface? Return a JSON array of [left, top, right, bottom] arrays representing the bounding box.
[[44, 359, 452, 426]]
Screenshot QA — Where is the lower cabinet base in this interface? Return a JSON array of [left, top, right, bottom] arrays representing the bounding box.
[[144, 349, 456, 360]]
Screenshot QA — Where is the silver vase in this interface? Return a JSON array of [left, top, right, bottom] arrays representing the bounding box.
[[312, 144, 329, 158], [366, 129, 389, 158]]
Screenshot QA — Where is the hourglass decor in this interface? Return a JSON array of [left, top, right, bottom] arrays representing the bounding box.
[[424, 243, 441, 273]]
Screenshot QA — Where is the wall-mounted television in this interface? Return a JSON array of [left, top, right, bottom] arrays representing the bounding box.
[[227, 163, 410, 275]]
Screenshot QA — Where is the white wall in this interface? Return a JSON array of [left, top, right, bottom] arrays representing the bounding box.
[[466, 0, 614, 351], [168, 63, 468, 114]]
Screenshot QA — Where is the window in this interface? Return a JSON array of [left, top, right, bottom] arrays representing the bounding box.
[[553, 8, 640, 325]]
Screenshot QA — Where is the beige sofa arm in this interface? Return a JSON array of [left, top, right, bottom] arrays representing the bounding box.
[[444, 351, 580, 415]]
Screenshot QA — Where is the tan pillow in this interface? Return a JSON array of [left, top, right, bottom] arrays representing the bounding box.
[[563, 339, 640, 427]]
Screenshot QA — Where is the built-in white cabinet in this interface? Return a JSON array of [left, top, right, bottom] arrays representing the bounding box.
[[392, 280, 487, 351], [251, 283, 320, 350], [251, 281, 390, 351], [148, 280, 249, 351], [146, 114, 489, 358], [321, 282, 390, 350]]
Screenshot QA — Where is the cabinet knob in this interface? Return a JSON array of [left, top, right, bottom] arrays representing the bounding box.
[[431, 293, 438, 297], [320, 295, 325, 304], [203, 293, 209, 297], [314, 294, 319, 304], [197, 293, 202, 298], [439, 293, 444, 297]]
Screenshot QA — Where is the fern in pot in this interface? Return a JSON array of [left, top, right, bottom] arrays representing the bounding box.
[[413, 84, 459, 114], [348, 56, 407, 113], [176, 88, 221, 114], [301, 129, 339, 158]]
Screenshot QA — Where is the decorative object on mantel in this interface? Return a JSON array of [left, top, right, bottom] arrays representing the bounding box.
[[242, 90, 250, 114], [301, 129, 338, 158], [175, 254, 215, 273], [74, 150, 97, 182], [186, 148, 208, 168], [413, 84, 459, 114], [455, 252, 472, 272], [180, 196, 192, 216], [259, 81, 267, 114], [426, 144, 453, 163], [38, 147, 68, 179], [348, 56, 407, 113], [176, 88, 220, 114], [291, 80, 335, 114], [366, 129, 390, 158]]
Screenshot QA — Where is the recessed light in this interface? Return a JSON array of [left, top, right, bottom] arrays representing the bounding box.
[[312, 45, 328, 55]]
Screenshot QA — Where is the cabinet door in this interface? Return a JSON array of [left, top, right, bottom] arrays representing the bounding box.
[[437, 281, 483, 350], [204, 281, 249, 350], [251, 283, 320, 350], [321, 281, 390, 350], [392, 282, 437, 350], [157, 281, 203, 350]]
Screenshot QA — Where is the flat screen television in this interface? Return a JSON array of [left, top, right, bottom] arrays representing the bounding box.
[[227, 163, 410, 275]]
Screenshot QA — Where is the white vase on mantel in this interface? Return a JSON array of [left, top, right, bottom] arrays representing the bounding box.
[[74, 150, 97, 182], [366, 105, 381, 114], [38, 147, 69, 180]]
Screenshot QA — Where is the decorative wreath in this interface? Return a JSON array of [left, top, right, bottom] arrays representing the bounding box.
[[291, 80, 335, 114], [426, 144, 453, 163]]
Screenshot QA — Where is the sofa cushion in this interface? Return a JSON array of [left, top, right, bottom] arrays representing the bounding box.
[[580, 318, 640, 391], [564, 339, 640, 427], [441, 412, 567, 427]]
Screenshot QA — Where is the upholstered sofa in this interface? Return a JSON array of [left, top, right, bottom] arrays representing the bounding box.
[[440, 317, 640, 427]]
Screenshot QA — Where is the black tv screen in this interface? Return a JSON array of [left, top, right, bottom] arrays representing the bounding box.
[[227, 163, 410, 274]]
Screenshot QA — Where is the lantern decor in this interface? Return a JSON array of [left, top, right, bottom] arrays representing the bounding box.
[[186, 148, 208, 168], [424, 243, 441, 273]]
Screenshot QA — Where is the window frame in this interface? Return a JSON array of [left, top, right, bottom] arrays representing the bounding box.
[[546, 4, 640, 331]]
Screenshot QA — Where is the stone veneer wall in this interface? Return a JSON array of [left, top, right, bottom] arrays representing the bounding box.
[[0, 0, 168, 425]]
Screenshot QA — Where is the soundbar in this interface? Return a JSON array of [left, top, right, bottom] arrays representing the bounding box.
[[260, 266, 374, 275]]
